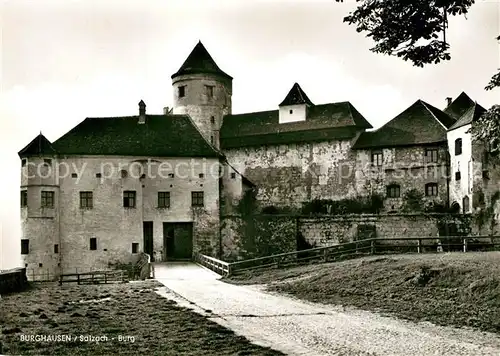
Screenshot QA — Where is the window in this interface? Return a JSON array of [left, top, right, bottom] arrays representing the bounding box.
[[455, 171, 461, 181], [21, 190, 27, 207], [191, 191, 204, 207], [90, 238, 97, 250], [80, 191, 93, 208], [178, 85, 186, 98], [41, 191, 54, 208], [39, 263, 43, 268], [21, 239, 29, 255], [210, 136, 214, 144], [371, 150, 383, 166], [120, 170, 128, 178], [230, 172, 236, 179], [158, 192, 170, 208], [455, 138, 462, 155], [168, 173, 174, 178], [44, 158, 52, 166], [289, 109, 293, 114], [199, 173, 204, 179], [483, 170, 490, 180], [132, 243, 139, 254], [96, 173, 102, 178], [210, 116, 215, 124], [425, 183, 438, 197], [21, 159, 26, 167], [386, 184, 401, 198], [463, 196, 470, 213], [71, 173, 78, 178], [205, 85, 214, 98], [54, 244, 59, 254], [123, 191, 136, 208], [425, 148, 438, 163]]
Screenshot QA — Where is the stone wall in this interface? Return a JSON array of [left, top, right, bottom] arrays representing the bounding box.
[[220, 213, 473, 260]]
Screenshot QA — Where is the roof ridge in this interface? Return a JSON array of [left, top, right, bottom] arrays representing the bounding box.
[[419, 100, 447, 130]]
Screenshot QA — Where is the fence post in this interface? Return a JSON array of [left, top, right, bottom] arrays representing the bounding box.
[[370, 239, 375, 255], [463, 237, 468, 253], [323, 248, 328, 262], [77, 274, 80, 285], [417, 239, 422, 254]]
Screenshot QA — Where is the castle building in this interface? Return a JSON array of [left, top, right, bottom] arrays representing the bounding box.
[[18, 41, 497, 277]]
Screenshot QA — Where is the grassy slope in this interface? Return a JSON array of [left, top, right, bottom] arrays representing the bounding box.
[[227, 252, 500, 333], [0, 280, 283, 356]]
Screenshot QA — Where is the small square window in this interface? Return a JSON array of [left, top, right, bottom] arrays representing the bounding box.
[[21, 190, 28, 207], [455, 172, 461, 181], [178, 86, 186, 98], [132, 243, 139, 254], [191, 191, 204, 207], [425, 183, 438, 197], [371, 151, 383, 166], [386, 184, 401, 198], [289, 109, 293, 114], [96, 173, 102, 178], [120, 170, 128, 178], [158, 192, 170, 208], [41, 191, 54, 208], [21, 159, 27, 167], [205, 85, 214, 98], [199, 173, 204, 178], [90, 237, 97, 250], [425, 148, 438, 163], [54, 244, 59, 254], [230, 172, 236, 179], [71, 173, 78, 178], [44, 158, 52, 166], [123, 191, 136, 208], [21, 239, 29, 255], [39, 263, 43, 268], [483, 170, 490, 180], [80, 191, 93, 208], [168, 173, 174, 178], [210, 116, 215, 124]]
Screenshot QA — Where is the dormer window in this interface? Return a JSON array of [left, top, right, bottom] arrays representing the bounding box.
[[178, 85, 186, 98]]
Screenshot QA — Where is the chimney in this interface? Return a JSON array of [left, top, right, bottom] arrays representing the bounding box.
[[446, 97, 452, 107], [138, 100, 146, 124], [163, 107, 169, 115]]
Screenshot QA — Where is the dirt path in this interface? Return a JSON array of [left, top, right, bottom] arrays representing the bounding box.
[[154, 262, 500, 356]]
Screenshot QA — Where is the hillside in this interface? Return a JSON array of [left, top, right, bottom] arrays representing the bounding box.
[[227, 252, 500, 333]]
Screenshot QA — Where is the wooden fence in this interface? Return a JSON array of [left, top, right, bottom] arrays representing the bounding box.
[[59, 270, 127, 285], [196, 235, 500, 276]]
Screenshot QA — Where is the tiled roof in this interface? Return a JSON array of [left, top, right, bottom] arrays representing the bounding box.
[[171, 41, 232, 80], [49, 115, 220, 157], [444, 92, 475, 120], [279, 83, 314, 106], [220, 102, 372, 148], [448, 102, 486, 131], [352, 100, 455, 149], [18, 133, 56, 157]]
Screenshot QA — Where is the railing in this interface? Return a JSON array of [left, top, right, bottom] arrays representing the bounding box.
[[59, 270, 127, 285], [221, 235, 500, 276], [196, 253, 231, 276]]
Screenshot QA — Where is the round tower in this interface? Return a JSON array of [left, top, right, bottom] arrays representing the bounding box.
[[18, 133, 61, 280], [171, 41, 232, 149]]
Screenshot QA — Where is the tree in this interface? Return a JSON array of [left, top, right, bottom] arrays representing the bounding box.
[[336, 0, 499, 150]]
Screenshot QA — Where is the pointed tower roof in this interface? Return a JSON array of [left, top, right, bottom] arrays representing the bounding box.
[[444, 92, 475, 120], [279, 83, 314, 107], [18, 133, 56, 157], [448, 102, 486, 131], [171, 41, 232, 80]]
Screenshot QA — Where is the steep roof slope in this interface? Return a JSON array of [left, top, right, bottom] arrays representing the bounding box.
[[448, 102, 487, 131], [50, 115, 220, 157], [171, 41, 232, 80], [221, 101, 372, 148], [444, 92, 475, 120], [18, 133, 56, 157], [352, 100, 455, 149], [279, 83, 314, 106]]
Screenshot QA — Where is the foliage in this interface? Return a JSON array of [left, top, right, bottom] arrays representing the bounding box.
[[336, 0, 499, 91], [474, 190, 500, 234], [469, 104, 500, 154], [301, 194, 384, 215], [402, 188, 424, 212]]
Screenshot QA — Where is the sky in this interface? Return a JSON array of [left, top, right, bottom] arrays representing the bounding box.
[[1, 0, 499, 269]]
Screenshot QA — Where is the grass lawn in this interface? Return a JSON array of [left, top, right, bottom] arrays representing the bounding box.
[[227, 252, 500, 333], [0, 280, 283, 355]]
